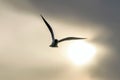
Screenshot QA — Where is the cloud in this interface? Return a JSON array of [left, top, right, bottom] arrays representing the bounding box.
[[1, 0, 120, 80]]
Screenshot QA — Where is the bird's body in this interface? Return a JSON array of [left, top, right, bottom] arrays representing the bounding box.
[[41, 15, 86, 47], [50, 39, 58, 47]]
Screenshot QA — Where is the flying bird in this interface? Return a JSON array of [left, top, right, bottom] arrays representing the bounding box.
[[41, 15, 86, 47]]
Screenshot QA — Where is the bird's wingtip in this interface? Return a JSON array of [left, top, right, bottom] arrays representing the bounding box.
[[40, 14, 42, 16], [82, 38, 87, 39], [40, 14, 43, 17]]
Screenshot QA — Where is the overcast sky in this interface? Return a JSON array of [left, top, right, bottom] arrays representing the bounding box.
[[0, 0, 120, 80]]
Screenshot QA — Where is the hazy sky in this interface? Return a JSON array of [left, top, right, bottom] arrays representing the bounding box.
[[0, 0, 120, 80]]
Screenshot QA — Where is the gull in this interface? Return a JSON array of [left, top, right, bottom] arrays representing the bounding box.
[[41, 15, 86, 47]]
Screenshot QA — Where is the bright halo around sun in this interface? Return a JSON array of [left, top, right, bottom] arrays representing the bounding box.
[[66, 41, 96, 66]]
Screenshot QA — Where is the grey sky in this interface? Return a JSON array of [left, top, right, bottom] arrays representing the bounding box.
[[0, 0, 120, 80]]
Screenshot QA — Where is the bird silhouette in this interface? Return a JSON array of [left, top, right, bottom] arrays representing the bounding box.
[[41, 15, 86, 47]]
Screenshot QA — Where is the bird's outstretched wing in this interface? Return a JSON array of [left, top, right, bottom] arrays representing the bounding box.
[[41, 15, 55, 41], [58, 37, 86, 43]]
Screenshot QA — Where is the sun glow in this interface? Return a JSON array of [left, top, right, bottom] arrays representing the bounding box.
[[66, 41, 96, 66]]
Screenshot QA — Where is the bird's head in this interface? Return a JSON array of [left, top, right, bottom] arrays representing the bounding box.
[[54, 39, 58, 43]]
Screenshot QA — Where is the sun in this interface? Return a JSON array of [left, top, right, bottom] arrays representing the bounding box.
[[66, 41, 96, 66]]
